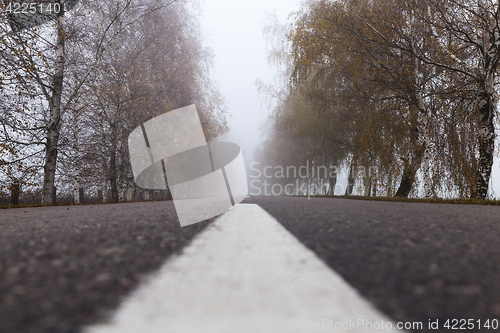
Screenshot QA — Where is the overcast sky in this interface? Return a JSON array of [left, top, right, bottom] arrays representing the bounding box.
[[199, 0, 500, 199]]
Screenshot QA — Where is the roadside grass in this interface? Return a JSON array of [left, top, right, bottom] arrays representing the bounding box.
[[3, 194, 500, 209], [0, 201, 104, 210], [309, 194, 500, 206], [0, 198, 172, 209]]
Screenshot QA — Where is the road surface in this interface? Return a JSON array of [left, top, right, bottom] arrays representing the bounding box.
[[0, 196, 499, 332], [246, 196, 500, 331]]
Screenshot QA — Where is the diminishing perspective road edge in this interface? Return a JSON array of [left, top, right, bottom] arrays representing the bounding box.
[[85, 204, 402, 333]]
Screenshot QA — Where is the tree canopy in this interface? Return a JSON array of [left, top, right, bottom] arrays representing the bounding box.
[[0, 0, 228, 203], [259, 0, 500, 199]]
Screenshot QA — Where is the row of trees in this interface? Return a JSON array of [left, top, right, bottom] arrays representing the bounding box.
[[0, 0, 228, 204], [258, 0, 500, 199]]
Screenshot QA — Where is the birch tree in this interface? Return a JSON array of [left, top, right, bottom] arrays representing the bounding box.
[[346, 0, 500, 198], [265, 0, 493, 199], [2, 0, 193, 203], [421, 0, 500, 198], [283, 0, 441, 197]]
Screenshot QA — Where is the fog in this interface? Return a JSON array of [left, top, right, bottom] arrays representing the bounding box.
[[201, 0, 500, 199], [200, 0, 300, 169]]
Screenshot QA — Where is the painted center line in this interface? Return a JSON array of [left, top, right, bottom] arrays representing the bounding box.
[[85, 204, 401, 333]]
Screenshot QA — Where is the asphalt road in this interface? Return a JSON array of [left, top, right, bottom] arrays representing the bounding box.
[[246, 196, 500, 332], [1, 196, 500, 332], [0, 201, 212, 333]]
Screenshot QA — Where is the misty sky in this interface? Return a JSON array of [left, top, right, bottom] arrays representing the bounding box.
[[200, 0, 500, 199], [200, 0, 299, 164]]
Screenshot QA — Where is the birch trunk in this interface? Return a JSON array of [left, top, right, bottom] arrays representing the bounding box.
[[102, 179, 108, 203], [395, 125, 424, 198], [346, 164, 355, 195], [394, 15, 430, 198], [328, 173, 337, 195], [394, 125, 425, 197], [110, 143, 119, 202], [412, 17, 431, 198], [73, 170, 81, 204], [395, 160, 419, 197], [42, 9, 65, 205], [73, 108, 82, 204], [416, 91, 432, 198], [470, 4, 500, 198], [473, 80, 496, 199], [471, 15, 500, 198]]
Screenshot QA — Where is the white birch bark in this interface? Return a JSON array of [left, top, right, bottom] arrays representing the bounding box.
[[73, 107, 82, 204], [42, 7, 65, 204], [73, 170, 81, 204], [415, 76, 432, 197], [425, 2, 500, 198]]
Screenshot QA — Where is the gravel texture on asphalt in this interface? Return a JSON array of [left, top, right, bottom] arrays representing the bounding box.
[[0, 201, 212, 333], [245, 196, 500, 333]]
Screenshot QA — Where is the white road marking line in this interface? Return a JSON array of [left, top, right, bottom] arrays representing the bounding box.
[[85, 204, 402, 333]]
